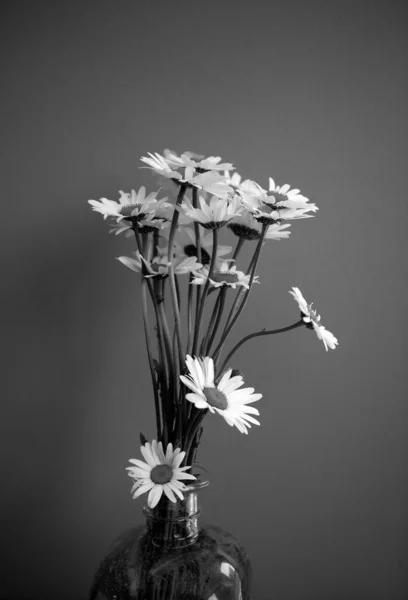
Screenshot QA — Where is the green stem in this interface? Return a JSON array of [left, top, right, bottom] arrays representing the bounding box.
[[232, 236, 245, 260], [204, 287, 227, 355], [192, 188, 202, 344], [183, 407, 208, 464], [202, 237, 245, 356], [141, 279, 162, 439], [153, 279, 169, 396], [157, 284, 175, 444], [218, 320, 305, 375], [167, 184, 188, 372], [175, 274, 181, 312], [192, 228, 218, 356], [200, 289, 222, 355], [222, 239, 252, 334], [139, 232, 162, 440], [187, 273, 194, 355], [213, 224, 267, 364]]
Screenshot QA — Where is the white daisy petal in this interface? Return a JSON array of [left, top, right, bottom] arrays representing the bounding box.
[[185, 393, 208, 408], [165, 443, 173, 461], [175, 472, 197, 480], [163, 484, 177, 503], [140, 444, 157, 468], [171, 485, 185, 500], [126, 467, 151, 478], [237, 405, 260, 415], [127, 458, 151, 471], [132, 482, 155, 499], [239, 414, 261, 426], [148, 485, 164, 508], [172, 451, 186, 469]]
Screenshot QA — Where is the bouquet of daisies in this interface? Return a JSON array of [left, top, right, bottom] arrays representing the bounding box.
[[88, 150, 338, 509]]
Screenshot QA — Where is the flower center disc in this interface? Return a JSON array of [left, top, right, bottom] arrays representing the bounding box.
[[228, 223, 260, 240], [269, 192, 287, 204], [260, 202, 280, 215], [184, 244, 211, 265], [120, 204, 137, 217], [150, 464, 173, 484], [203, 387, 228, 410]]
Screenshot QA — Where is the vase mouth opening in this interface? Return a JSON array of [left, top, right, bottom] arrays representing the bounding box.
[[142, 479, 209, 518]]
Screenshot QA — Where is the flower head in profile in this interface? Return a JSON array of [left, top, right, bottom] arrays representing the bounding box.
[[140, 152, 233, 199], [191, 260, 257, 289], [240, 178, 318, 224], [164, 150, 234, 172], [126, 440, 196, 508], [180, 356, 262, 434], [108, 215, 171, 237], [117, 251, 202, 278], [289, 287, 338, 351], [181, 194, 243, 229], [228, 209, 291, 241], [88, 187, 169, 229], [161, 227, 231, 266]]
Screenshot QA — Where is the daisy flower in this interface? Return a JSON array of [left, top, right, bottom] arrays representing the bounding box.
[[161, 226, 232, 266], [108, 203, 191, 237], [108, 215, 171, 237], [191, 260, 257, 289], [223, 171, 243, 190], [117, 252, 202, 278], [180, 356, 262, 434], [126, 440, 196, 508], [163, 150, 234, 172], [239, 178, 318, 224], [228, 209, 291, 241], [289, 287, 338, 351], [88, 187, 169, 225], [164, 149, 205, 161], [140, 152, 233, 199], [181, 194, 243, 229]]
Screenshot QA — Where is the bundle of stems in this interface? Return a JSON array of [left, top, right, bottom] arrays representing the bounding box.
[[131, 185, 297, 467]]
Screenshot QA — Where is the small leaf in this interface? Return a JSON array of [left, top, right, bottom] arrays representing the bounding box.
[[140, 432, 148, 446]]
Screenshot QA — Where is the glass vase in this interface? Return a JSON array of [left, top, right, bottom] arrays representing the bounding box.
[[89, 479, 251, 600]]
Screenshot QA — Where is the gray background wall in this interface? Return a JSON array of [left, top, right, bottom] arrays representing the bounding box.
[[1, 1, 407, 599]]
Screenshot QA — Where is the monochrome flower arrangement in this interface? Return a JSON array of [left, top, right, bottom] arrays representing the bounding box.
[[88, 150, 338, 509]]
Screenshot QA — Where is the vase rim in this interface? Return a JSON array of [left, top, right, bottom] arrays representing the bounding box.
[[183, 478, 209, 493]]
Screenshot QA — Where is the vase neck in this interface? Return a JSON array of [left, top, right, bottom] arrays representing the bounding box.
[[143, 480, 209, 549]]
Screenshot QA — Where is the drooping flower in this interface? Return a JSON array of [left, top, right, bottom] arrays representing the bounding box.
[[180, 356, 262, 434], [161, 227, 232, 266], [117, 252, 202, 277], [190, 260, 257, 289], [239, 178, 318, 224], [228, 209, 291, 241], [181, 194, 243, 229], [88, 187, 169, 227], [289, 287, 338, 351], [140, 152, 233, 199], [126, 440, 196, 508]]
